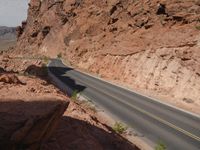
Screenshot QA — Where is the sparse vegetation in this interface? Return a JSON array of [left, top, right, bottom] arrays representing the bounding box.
[[43, 56, 50, 64], [112, 122, 127, 134], [155, 141, 167, 150], [81, 101, 97, 113], [57, 53, 62, 58], [71, 90, 79, 100]]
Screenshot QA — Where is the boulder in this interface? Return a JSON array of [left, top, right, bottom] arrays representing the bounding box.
[[0, 98, 69, 150], [0, 74, 25, 85]]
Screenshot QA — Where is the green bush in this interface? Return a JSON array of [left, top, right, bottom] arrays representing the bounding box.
[[43, 56, 50, 64], [57, 53, 62, 58], [71, 90, 78, 100], [155, 141, 167, 150], [112, 122, 127, 134]]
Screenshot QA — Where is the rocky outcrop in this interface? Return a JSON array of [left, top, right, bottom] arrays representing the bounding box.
[[0, 98, 69, 150], [16, 21, 27, 39], [0, 61, 69, 149], [0, 55, 138, 150], [0, 74, 25, 85], [41, 101, 139, 150], [15, 0, 200, 113]]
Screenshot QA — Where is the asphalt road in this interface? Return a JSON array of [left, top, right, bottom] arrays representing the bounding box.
[[49, 59, 200, 150]]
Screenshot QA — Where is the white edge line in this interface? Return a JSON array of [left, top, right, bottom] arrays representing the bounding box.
[[47, 60, 200, 145], [57, 60, 200, 119]]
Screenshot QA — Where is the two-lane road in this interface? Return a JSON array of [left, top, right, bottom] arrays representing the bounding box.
[[49, 59, 200, 150]]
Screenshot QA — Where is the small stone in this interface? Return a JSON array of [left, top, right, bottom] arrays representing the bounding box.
[[183, 98, 194, 104]]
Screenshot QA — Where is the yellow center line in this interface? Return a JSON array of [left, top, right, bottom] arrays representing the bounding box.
[[104, 92, 200, 142], [63, 71, 200, 142], [113, 95, 200, 142]]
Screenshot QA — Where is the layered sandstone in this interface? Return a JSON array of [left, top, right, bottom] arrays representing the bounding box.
[[15, 0, 200, 114]]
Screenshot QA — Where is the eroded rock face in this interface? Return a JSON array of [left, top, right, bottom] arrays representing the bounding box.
[[16, 21, 27, 39], [15, 0, 200, 113], [0, 98, 69, 150]]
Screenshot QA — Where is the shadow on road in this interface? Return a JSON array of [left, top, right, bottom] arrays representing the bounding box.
[[49, 66, 86, 95], [25, 64, 86, 97]]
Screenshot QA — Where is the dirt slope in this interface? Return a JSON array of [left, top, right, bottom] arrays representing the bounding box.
[[15, 0, 200, 114], [0, 56, 138, 150]]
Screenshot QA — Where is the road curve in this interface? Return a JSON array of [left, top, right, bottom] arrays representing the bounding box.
[[48, 59, 200, 150]]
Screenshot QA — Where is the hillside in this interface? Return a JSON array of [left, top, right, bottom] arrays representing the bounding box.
[[0, 26, 16, 51], [14, 0, 200, 114], [0, 0, 199, 149], [0, 26, 16, 39], [0, 56, 138, 150]]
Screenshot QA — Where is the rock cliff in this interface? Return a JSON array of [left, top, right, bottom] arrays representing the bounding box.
[[16, 0, 200, 114]]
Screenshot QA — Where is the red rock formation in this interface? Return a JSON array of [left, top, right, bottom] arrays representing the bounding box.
[[0, 74, 25, 85], [0, 58, 138, 150], [15, 0, 200, 114], [0, 99, 69, 150]]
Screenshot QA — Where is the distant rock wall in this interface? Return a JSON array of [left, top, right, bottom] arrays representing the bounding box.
[[0, 26, 16, 40]]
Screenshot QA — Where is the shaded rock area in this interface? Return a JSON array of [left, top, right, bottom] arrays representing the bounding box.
[[0, 57, 71, 150], [0, 67, 5, 73], [0, 99, 69, 150], [156, 3, 166, 15], [42, 102, 139, 150], [0, 55, 139, 150]]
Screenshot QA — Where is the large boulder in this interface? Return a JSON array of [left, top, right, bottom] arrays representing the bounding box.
[[0, 98, 69, 150]]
